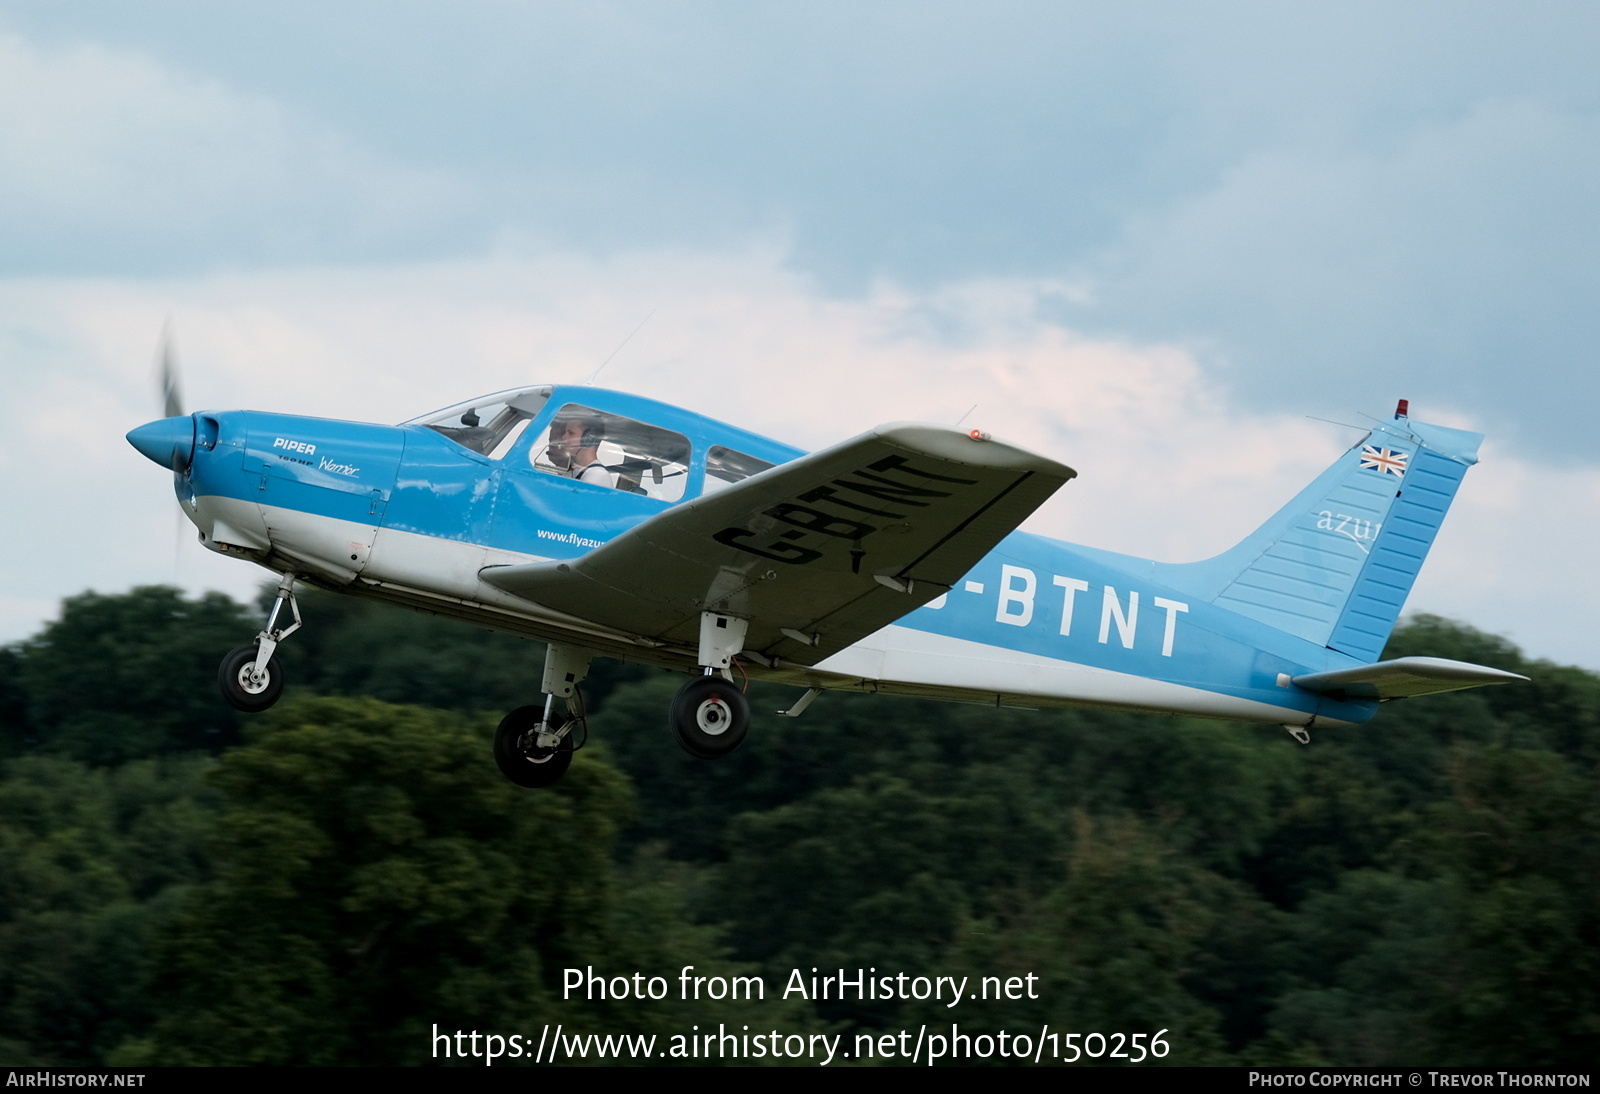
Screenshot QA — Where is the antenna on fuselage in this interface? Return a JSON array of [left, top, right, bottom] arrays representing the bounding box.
[[1304, 414, 1367, 433], [954, 404, 979, 427], [584, 309, 657, 385]]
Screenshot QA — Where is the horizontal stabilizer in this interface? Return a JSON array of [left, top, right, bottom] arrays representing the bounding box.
[[1293, 656, 1528, 701]]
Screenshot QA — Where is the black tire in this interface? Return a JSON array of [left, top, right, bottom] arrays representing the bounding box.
[[493, 705, 573, 788], [218, 644, 285, 713], [669, 675, 750, 758]]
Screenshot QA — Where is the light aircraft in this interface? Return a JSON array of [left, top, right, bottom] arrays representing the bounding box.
[[127, 377, 1526, 787]]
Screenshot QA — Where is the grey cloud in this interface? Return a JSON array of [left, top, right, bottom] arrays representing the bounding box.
[[2, 2, 1598, 454], [1084, 99, 1600, 457]]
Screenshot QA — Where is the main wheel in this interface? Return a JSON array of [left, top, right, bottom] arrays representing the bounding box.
[[493, 705, 574, 788], [218, 645, 285, 713], [669, 675, 750, 758]]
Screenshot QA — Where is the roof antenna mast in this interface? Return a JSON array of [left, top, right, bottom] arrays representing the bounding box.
[[585, 309, 657, 385]]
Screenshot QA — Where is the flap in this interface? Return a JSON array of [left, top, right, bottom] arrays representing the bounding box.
[[1293, 656, 1529, 700], [481, 423, 1075, 664]]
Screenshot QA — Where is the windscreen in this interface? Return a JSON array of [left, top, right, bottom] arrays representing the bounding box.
[[406, 387, 552, 459]]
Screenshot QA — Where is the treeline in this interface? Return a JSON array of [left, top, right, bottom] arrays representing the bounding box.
[[0, 587, 1595, 1065]]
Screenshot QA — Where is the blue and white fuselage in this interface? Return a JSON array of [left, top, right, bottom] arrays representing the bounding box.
[[128, 384, 1518, 739]]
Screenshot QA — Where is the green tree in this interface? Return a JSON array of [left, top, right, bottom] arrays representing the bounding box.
[[17, 587, 253, 763], [0, 755, 218, 1064], [126, 696, 793, 1065], [919, 813, 1233, 1065], [1421, 746, 1600, 1065], [1266, 869, 1448, 1065], [714, 774, 1060, 989], [0, 647, 27, 758]]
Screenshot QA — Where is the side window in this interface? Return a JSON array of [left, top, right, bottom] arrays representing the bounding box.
[[703, 445, 775, 495], [531, 403, 692, 502]]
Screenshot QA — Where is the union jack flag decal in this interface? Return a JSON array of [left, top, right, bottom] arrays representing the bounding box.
[[1359, 445, 1408, 476]]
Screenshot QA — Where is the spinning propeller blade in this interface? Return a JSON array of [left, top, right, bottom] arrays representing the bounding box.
[[157, 321, 184, 421], [151, 321, 190, 580]]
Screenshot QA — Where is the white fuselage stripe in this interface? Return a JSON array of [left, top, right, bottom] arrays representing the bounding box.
[[199, 495, 1322, 726], [817, 626, 1318, 723]]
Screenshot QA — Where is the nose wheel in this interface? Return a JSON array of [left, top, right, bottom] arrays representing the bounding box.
[[218, 644, 285, 712], [218, 574, 300, 713], [669, 675, 750, 758]]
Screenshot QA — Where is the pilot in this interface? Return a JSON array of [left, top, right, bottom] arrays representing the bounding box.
[[548, 412, 615, 488]]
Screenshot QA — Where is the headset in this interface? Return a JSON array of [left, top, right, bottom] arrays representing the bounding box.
[[552, 413, 606, 449]]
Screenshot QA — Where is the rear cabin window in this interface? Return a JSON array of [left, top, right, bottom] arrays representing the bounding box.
[[530, 403, 692, 502], [703, 445, 775, 494]]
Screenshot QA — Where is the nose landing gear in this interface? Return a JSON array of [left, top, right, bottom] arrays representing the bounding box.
[[218, 573, 300, 713]]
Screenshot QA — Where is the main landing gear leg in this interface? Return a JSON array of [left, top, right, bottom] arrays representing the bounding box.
[[494, 644, 593, 789], [669, 612, 752, 759], [218, 573, 301, 713]]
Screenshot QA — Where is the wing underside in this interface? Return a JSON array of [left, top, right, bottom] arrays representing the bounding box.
[[480, 423, 1075, 665]]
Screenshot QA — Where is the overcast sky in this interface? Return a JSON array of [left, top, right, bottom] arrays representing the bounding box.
[[1, 2, 1596, 669]]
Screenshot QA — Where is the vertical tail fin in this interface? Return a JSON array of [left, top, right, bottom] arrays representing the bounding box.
[[1161, 410, 1481, 660]]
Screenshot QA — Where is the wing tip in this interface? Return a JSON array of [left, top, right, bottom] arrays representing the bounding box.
[[869, 421, 1076, 480]]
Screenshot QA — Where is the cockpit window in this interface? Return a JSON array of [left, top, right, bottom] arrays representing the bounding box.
[[531, 403, 692, 502], [406, 387, 552, 459], [703, 445, 775, 494]]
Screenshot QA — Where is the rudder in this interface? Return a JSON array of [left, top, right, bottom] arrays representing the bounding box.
[[1325, 444, 1470, 660]]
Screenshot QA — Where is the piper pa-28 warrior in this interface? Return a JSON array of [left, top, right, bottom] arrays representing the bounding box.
[[126, 382, 1526, 787]]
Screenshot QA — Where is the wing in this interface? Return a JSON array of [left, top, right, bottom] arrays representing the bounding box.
[[480, 423, 1075, 665], [1293, 656, 1528, 700]]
